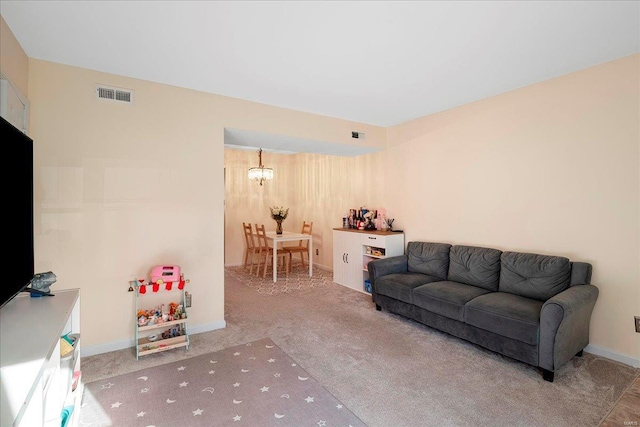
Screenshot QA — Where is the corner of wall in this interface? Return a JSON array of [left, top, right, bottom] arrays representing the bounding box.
[[0, 14, 29, 98]]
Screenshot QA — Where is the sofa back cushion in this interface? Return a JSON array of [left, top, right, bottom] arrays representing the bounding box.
[[499, 251, 571, 301], [448, 245, 502, 291], [407, 242, 452, 280]]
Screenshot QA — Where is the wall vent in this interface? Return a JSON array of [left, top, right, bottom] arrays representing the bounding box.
[[95, 84, 134, 105], [351, 131, 365, 140]]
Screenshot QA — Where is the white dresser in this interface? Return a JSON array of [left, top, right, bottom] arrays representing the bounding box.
[[333, 229, 404, 294], [1, 289, 81, 427]]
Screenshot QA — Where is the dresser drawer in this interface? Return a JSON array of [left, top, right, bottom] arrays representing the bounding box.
[[362, 234, 386, 246]]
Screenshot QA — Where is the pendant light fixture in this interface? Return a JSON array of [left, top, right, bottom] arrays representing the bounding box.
[[248, 148, 273, 186]]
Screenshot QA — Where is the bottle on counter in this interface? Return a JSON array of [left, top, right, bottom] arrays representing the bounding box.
[[378, 208, 387, 230]]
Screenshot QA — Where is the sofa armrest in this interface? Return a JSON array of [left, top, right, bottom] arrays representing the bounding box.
[[539, 284, 599, 372], [368, 255, 408, 280], [368, 255, 408, 299]]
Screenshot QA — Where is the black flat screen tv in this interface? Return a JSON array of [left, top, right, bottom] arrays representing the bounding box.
[[0, 116, 35, 309]]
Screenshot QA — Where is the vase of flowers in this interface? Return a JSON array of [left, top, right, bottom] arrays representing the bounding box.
[[270, 206, 289, 234]]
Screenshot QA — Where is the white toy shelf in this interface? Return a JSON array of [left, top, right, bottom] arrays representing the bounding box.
[[132, 273, 190, 360]]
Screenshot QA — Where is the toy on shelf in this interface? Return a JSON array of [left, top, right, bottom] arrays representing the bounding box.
[[133, 272, 190, 294], [151, 265, 180, 283]]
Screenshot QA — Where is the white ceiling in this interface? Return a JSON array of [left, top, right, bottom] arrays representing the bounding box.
[[1, 1, 638, 153], [224, 128, 381, 156]]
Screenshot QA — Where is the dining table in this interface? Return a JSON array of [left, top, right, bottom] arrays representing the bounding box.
[[264, 231, 313, 282]]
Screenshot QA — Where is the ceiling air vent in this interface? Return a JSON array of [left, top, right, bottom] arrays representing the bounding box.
[[95, 84, 134, 105], [351, 131, 365, 140]]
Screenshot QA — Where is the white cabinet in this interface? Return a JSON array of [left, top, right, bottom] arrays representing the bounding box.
[[1, 289, 81, 427], [333, 229, 404, 294], [333, 229, 363, 291], [0, 77, 29, 133]]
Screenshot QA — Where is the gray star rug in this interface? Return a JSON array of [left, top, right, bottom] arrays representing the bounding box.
[[79, 338, 366, 427]]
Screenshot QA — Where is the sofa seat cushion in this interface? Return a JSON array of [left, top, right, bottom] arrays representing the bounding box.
[[376, 273, 441, 304], [413, 281, 492, 322], [464, 292, 544, 345]]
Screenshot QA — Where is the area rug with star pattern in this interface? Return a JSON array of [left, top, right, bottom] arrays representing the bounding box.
[[79, 338, 366, 427]]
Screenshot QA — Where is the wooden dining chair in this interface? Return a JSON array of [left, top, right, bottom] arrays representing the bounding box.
[[242, 222, 259, 274], [254, 223, 289, 279], [283, 221, 313, 270]]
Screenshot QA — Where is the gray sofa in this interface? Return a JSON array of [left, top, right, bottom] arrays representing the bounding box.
[[368, 242, 599, 382]]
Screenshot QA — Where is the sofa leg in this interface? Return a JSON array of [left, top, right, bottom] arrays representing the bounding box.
[[542, 369, 554, 382], [375, 304, 381, 311], [575, 350, 583, 357]]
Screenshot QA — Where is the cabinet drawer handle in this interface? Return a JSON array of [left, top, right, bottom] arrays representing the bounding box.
[[368, 237, 377, 240]]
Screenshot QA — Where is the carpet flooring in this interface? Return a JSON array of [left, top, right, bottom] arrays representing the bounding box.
[[81, 266, 640, 427], [80, 338, 365, 427], [225, 265, 332, 296]]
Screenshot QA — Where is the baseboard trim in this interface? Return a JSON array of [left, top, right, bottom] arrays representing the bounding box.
[[81, 320, 227, 357], [188, 320, 227, 335], [585, 344, 640, 368]]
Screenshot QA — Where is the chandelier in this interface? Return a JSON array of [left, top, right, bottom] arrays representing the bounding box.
[[248, 148, 273, 186]]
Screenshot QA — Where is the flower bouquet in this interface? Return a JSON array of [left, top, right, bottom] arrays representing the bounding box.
[[270, 206, 289, 234]]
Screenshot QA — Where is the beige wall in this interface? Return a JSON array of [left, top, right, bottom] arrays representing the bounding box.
[[0, 15, 29, 97], [27, 58, 384, 350], [387, 54, 640, 361]]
